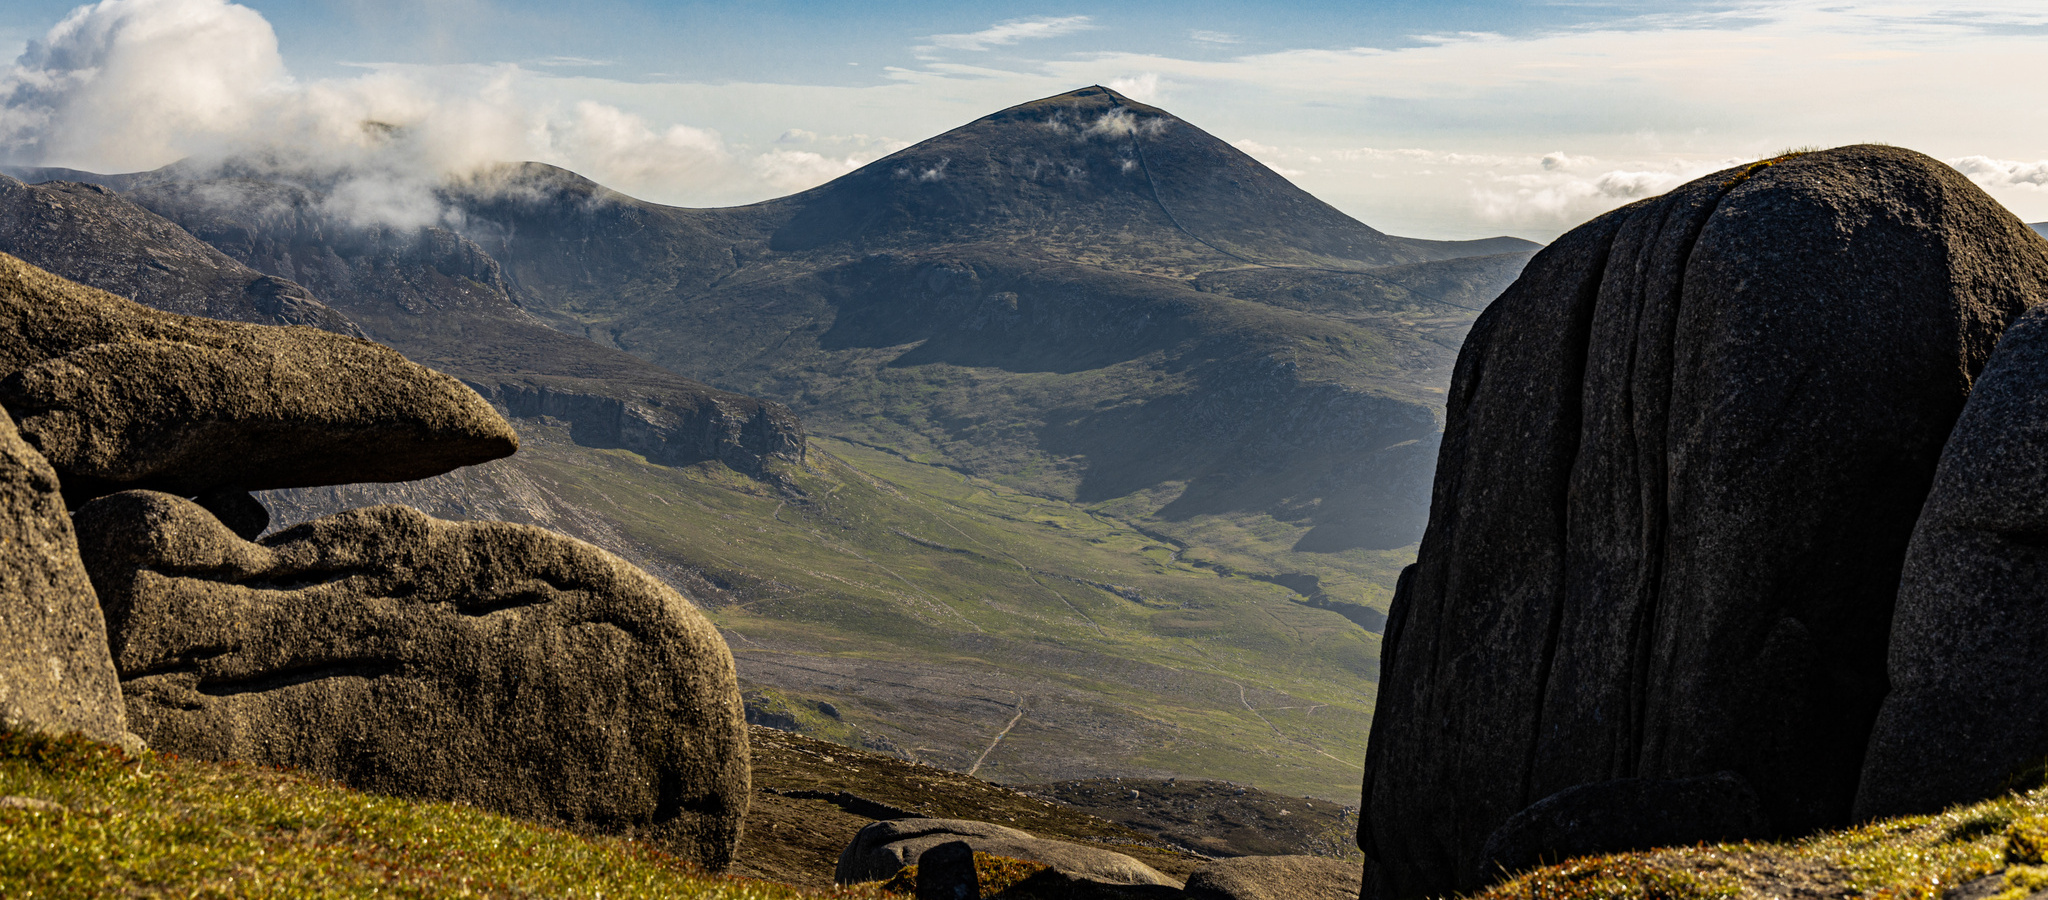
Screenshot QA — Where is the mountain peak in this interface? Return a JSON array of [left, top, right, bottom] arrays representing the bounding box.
[[764, 86, 1440, 270]]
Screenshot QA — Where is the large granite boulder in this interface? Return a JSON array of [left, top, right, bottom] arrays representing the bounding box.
[[1857, 301, 2048, 819], [72, 490, 749, 869], [0, 403, 135, 750], [836, 818, 1180, 888], [1182, 855, 1362, 900], [0, 252, 515, 501], [1359, 146, 2048, 898]]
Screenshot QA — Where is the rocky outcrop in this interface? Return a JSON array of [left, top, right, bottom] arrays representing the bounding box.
[[836, 818, 1180, 887], [73, 491, 750, 869], [0, 404, 135, 751], [471, 376, 805, 473], [1857, 300, 2048, 820], [0, 252, 516, 500], [1359, 146, 2048, 899], [1181, 856, 1362, 900]]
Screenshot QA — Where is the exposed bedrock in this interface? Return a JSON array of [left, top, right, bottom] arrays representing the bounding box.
[[72, 490, 751, 869], [1357, 145, 2048, 898], [0, 253, 516, 502], [0, 402, 136, 751], [1857, 300, 2048, 820], [468, 376, 805, 474]]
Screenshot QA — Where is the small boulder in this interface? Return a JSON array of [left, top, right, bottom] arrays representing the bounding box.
[[1476, 772, 1767, 884], [915, 840, 981, 900], [1182, 855, 1362, 900], [0, 252, 515, 502], [836, 818, 1180, 888], [1857, 302, 2048, 820], [72, 490, 748, 869], [0, 403, 136, 751]]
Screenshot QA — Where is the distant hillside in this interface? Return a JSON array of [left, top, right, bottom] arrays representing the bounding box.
[[425, 87, 1533, 563], [2032, 222, 2047, 238], [0, 86, 1534, 799]]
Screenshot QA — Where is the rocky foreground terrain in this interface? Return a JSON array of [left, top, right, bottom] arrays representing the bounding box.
[[6, 90, 2048, 900]]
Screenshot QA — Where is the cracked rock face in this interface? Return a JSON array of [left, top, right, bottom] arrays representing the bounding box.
[[1358, 146, 2048, 899], [72, 490, 750, 869], [0, 252, 515, 502], [0, 403, 135, 750]]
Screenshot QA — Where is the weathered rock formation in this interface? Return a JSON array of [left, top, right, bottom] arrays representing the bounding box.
[[1857, 299, 2048, 820], [0, 403, 136, 751], [1359, 146, 2048, 898], [836, 818, 1180, 888], [73, 491, 750, 868], [471, 376, 804, 474], [1181, 855, 1362, 900], [0, 252, 516, 500]]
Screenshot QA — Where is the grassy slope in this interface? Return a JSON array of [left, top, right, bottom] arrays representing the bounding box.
[[15, 724, 2048, 900], [1476, 783, 2048, 900], [266, 422, 1379, 801], [0, 729, 875, 899]]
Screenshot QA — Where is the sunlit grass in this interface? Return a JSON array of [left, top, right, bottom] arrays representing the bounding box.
[[0, 728, 894, 900]]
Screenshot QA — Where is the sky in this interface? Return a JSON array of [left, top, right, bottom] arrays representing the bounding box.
[[0, 0, 2044, 241]]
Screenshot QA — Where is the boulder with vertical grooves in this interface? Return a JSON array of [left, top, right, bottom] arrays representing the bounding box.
[[72, 490, 750, 869], [1358, 145, 2048, 899], [1857, 299, 2048, 820]]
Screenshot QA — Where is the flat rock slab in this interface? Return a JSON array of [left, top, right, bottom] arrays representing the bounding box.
[[0, 252, 515, 500], [0, 402, 135, 750], [1183, 855, 1363, 900], [1858, 300, 2048, 819], [72, 490, 749, 869], [1359, 145, 2048, 899], [837, 818, 1180, 888]]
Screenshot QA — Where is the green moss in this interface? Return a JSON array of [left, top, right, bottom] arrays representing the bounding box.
[[1486, 852, 1740, 900], [2005, 815, 2048, 865], [1475, 787, 2048, 900]]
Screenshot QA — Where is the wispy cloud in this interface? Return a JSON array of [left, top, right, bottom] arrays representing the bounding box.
[[1189, 30, 1239, 44], [531, 56, 612, 68], [927, 16, 1094, 52]]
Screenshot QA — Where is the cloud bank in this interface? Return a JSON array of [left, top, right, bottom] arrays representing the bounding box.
[[0, 0, 908, 227]]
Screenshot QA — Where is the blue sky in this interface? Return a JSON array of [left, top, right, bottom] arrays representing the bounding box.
[[3, 0, 2044, 239]]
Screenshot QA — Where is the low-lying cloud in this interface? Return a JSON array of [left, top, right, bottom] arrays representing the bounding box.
[[0, 0, 900, 229]]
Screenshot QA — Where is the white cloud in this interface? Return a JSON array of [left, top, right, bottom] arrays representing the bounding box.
[[1106, 72, 1162, 103], [754, 148, 858, 191], [0, 0, 753, 227], [1471, 159, 1729, 229], [928, 16, 1093, 52], [1949, 156, 2048, 190], [1189, 30, 1239, 44], [0, 0, 288, 171]]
